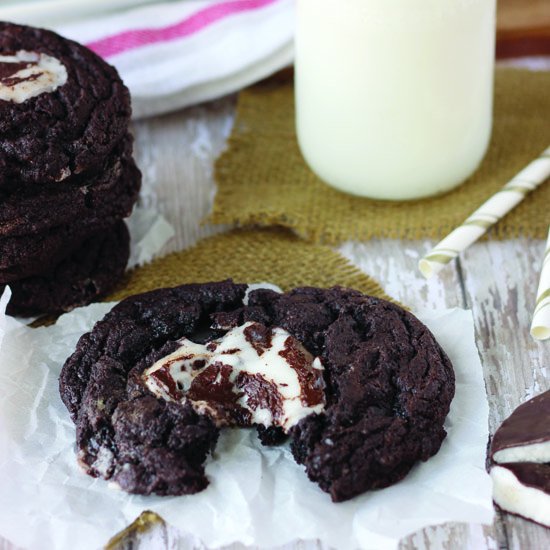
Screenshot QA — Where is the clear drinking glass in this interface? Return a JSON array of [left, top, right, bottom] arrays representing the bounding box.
[[295, 0, 497, 200]]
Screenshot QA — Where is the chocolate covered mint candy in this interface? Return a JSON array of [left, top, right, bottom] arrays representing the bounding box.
[[491, 463, 550, 527], [490, 390, 550, 464]]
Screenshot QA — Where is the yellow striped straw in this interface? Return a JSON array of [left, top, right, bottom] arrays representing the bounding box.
[[531, 226, 550, 340], [419, 146, 550, 279]]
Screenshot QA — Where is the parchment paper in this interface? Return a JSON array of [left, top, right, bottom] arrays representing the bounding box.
[[0, 298, 493, 550], [125, 205, 175, 269]]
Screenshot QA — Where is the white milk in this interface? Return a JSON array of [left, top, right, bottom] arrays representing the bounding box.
[[295, 0, 496, 200]]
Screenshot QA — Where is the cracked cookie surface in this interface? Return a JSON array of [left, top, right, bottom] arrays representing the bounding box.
[[60, 281, 455, 501], [0, 23, 131, 187], [0, 134, 140, 238]]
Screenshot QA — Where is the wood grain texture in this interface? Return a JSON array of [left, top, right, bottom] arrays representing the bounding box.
[[131, 98, 236, 253], [461, 241, 550, 550]]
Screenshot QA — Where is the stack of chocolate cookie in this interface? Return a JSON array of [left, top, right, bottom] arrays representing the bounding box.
[[0, 23, 141, 316]]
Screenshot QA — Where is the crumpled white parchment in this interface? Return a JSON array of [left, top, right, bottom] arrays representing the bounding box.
[[0, 296, 493, 550], [125, 205, 175, 269]]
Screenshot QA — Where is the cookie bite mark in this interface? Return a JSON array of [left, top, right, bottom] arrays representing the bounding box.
[[61, 282, 455, 500], [143, 321, 326, 432], [0, 51, 67, 103]]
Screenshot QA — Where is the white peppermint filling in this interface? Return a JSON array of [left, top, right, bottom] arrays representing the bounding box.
[[493, 441, 550, 464], [0, 50, 67, 103], [144, 322, 325, 432], [491, 466, 550, 527]]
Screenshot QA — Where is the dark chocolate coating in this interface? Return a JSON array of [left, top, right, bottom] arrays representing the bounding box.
[[0, 23, 131, 187], [60, 282, 455, 501], [500, 462, 550, 496], [490, 390, 550, 460], [3, 221, 130, 316]]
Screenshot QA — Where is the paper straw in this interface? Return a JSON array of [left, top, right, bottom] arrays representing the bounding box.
[[419, 146, 550, 278], [531, 227, 550, 341]]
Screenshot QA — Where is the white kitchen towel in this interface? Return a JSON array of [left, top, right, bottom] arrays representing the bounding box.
[[0, 0, 294, 118]]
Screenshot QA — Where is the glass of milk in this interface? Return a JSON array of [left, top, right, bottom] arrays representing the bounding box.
[[295, 0, 496, 200]]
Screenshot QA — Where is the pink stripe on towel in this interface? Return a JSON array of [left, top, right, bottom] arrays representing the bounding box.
[[87, 0, 279, 58]]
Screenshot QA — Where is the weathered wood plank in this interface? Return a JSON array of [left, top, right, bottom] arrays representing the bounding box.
[[338, 240, 465, 310], [131, 97, 236, 253], [341, 241, 502, 550], [461, 239, 550, 550]]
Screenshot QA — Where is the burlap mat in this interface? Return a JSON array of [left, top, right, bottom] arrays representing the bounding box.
[[211, 69, 550, 244], [107, 228, 391, 302]]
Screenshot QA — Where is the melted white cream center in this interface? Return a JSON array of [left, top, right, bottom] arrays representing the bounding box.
[[0, 50, 67, 103], [144, 322, 326, 432]]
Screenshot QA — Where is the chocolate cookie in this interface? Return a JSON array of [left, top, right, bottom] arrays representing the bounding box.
[[0, 135, 141, 238], [223, 286, 456, 502], [0, 214, 127, 283], [0, 23, 131, 187], [60, 281, 455, 501], [3, 221, 130, 316]]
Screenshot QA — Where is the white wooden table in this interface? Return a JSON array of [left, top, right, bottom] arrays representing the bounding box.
[[2, 94, 548, 549]]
